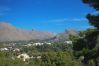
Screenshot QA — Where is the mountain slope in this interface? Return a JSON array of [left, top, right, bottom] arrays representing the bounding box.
[[54, 29, 79, 42], [0, 22, 55, 42]]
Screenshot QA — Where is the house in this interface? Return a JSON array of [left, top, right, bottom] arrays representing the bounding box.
[[64, 41, 72, 44], [27, 44, 32, 46], [45, 42, 51, 45], [37, 56, 41, 59], [17, 53, 30, 61], [13, 48, 20, 52], [24, 43, 32, 47], [17, 53, 42, 61], [33, 42, 44, 46], [0, 48, 8, 51]]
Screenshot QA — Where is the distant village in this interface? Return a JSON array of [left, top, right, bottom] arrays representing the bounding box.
[[0, 40, 72, 61]]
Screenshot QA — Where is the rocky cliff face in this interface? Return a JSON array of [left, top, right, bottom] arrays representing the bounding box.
[[0, 22, 55, 42], [47, 29, 79, 42]]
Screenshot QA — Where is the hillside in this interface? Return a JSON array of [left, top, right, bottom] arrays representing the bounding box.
[[0, 22, 55, 42]]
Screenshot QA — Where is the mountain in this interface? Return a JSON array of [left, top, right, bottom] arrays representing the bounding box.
[[53, 29, 79, 42], [0, 22, 55, 42]]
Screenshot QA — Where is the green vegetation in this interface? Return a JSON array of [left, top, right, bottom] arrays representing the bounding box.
[[0, 52, 28, 66], [73, 0, 99, 66], [0, 0, 99, 66], [0, 45, 81, 66]]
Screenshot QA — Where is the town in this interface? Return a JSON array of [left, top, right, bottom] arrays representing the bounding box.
[[0, 40, 72, 61]]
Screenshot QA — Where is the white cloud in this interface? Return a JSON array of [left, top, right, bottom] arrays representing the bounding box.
[[0, 0, 11, 17], [36, 18, 88, 26], [44, 18, 87, 23], [71, 18, 87, 22], [0, 6, 10, 16]]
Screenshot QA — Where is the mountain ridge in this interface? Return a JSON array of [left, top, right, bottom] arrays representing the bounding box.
[[0, 22, 78, 42], [0, 22, 55, 42]]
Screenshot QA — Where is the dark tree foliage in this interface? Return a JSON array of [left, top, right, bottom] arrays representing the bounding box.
[[73, 0, 99, 66], [83, 0, 99, 10]]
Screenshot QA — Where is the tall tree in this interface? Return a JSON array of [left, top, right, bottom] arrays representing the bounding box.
[[73, 0, 99, 66]]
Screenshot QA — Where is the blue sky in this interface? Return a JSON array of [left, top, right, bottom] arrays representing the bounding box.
[[0, 0, 95, 33]]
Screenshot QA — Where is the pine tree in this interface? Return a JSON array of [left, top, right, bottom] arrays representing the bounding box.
[[73, 0, 99, 66]]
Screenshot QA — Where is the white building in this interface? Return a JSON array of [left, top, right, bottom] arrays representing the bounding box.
[[13, 48, 20, 52], [46, 42, 51, 45], [0, 48, 8, 51], [24, 44, 32, 47], [33, 42, 44, 46], [17, 53, 30, 61], [64, 41, 72, 44], [37, 56, 41, 59]]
